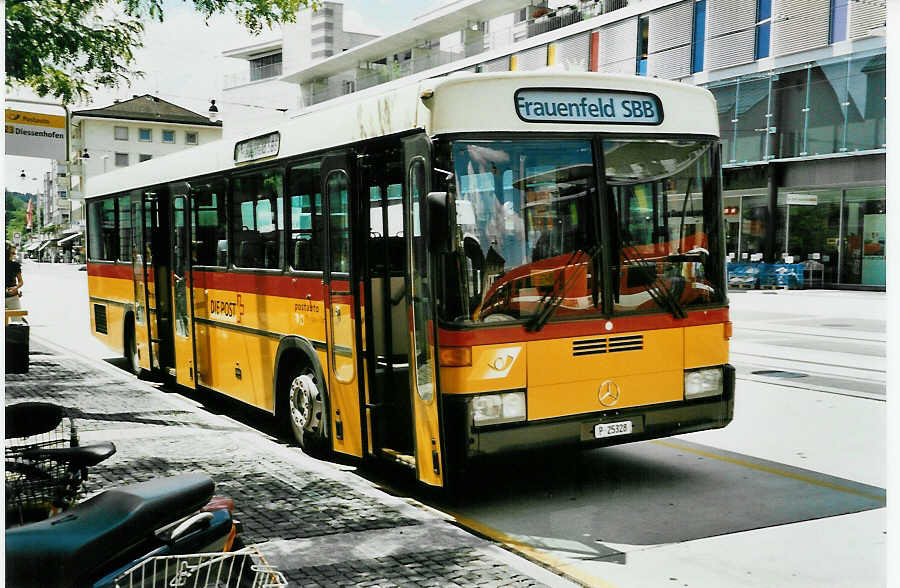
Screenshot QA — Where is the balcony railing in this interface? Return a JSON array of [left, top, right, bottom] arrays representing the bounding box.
[[304, 0, 630, 106], [224, 61, 283, 89]]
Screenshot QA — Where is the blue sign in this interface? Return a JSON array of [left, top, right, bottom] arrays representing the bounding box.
[[515, 89, 663, 125]]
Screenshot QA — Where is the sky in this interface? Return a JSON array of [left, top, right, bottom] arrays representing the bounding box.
[[4, 0, 445, 194]]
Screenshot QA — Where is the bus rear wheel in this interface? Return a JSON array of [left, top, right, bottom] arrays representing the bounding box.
[[283, 367, 327, 452]]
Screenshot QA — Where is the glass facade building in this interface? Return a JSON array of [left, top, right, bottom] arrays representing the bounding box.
[[710, 48, 885, 288]]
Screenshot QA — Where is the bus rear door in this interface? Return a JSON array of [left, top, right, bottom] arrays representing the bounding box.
[[130, 192, 153, 372], [322, 153, 365, 458], [170, 186, 198, 389]]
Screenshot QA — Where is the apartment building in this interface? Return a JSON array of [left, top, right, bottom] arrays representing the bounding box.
[[222, 1, 378, 136], [224, 0, 886, 288], [69, 94, 223, 201]]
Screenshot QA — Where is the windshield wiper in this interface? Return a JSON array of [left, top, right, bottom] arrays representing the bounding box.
[[618, 236, 687, 319], [526, 244, 601, 333]]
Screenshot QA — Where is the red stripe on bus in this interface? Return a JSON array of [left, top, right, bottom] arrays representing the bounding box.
[[191, 270, 325, 298], [86, 263, 133, 279], [437, 307, 730, 346]]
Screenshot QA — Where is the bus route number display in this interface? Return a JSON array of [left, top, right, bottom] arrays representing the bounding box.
[[234, 132, 281, 164], [515, 89, 662, 125]]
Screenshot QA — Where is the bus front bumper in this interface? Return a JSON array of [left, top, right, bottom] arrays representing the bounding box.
[[443, 364, 735, 465]]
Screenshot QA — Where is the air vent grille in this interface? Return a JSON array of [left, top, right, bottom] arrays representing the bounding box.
[[572, 334, 643, 357], [94, 304, 108, 334]]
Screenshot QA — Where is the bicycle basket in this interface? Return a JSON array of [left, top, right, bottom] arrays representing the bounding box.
[[5, 403, 80, 526], [112, 546, 287, 588]]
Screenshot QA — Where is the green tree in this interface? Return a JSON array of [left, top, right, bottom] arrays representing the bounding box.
[[6, 0, 314, 103], [5, 191, 30, 241]]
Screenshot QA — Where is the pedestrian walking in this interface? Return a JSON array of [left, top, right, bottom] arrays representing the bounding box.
[[6, 242, 24, 310]]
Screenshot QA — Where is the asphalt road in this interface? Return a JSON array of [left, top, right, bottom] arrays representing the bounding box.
[[18, 260, 889, 587]]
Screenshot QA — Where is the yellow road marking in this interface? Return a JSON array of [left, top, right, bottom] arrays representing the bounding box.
[[444, 509, 620, 588], [652, 439, 886, 504]]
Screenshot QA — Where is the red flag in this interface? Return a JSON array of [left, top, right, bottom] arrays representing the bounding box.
[[26, 197, 33, 230]]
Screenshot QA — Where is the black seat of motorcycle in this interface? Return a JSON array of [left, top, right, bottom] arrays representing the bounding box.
[[5, 473, 215, 588]]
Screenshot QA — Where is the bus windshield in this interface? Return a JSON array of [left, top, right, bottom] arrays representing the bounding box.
[[446, 139, 600, 325], [441, 137, 725, 326]]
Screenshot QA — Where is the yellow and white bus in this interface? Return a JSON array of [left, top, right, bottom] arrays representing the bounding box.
[[85, 71, 734, 487]]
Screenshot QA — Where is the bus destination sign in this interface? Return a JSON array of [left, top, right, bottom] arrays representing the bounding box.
[[234, 132, 280, 164], [515, 89, 662, 125]]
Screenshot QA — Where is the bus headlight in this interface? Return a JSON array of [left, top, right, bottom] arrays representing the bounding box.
[[684, 367, 724, 400], [471, 391, 526, 426]]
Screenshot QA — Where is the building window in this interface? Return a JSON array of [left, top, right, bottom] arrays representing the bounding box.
[[162, 130, 175, 143], [114, 126, 128, 141], [249, 52, 282, 81], [138, 128, 152, 142], [755, 0, 772, 59], [636, 16, 649, 76], [115, 152, 129, 167], [692, 0, 706, 74], [342, 80, 355, 95], [185, 132, 198, 145], [830, 0, 849, 43], [139, 154, 152, 163]]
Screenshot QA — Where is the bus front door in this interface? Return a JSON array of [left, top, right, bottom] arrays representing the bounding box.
[[403, 135, 444, 487], [322, 154, 365, 458], [170, 191, 197, 389]]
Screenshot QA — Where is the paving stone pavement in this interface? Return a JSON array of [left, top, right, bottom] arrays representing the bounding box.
[[5, 338, 574, 587]]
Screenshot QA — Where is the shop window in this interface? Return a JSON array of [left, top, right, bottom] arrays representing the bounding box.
[[191, 179, 227, 266], [776, 189, 841, 283], [231, 169, 284, 269], [288, 161, 323, 271], [738, 193, 769, 260], [841, 187, 885, 286]]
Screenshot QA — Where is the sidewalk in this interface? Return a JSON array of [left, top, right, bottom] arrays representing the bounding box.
[[5, 336, 572, 588]]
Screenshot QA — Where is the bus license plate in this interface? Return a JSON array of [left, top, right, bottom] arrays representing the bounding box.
[[594, 421, 632, 439]]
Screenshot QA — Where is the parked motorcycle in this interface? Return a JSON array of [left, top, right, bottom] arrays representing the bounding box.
[[5, 473, 285, 587]]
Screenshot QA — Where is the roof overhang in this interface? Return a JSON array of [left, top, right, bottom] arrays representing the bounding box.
[[281, 0, 525, 85], [222, 38, 283, 60]]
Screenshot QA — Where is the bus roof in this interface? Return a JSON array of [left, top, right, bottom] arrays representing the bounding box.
[[85, 71, 718, 200]]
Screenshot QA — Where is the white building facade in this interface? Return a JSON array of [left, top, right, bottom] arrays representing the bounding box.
[[222, 0, 886, 288]]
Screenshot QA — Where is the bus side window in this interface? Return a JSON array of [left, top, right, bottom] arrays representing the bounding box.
[[231, 169, 284, 269], [190, 179, 227, 267], [288, 160, 323, 272]]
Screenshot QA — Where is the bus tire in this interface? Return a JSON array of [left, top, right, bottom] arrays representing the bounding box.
[[124, 316, 141, 376], [282, 364, 327, 452]]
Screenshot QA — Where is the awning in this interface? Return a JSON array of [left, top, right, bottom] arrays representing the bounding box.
[[23, 242, 41, 252], [37, 240, 52, 251], [57, 232, 83, 245]]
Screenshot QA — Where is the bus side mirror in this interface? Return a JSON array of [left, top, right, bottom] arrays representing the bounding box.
[[426, 191, 449, 252]]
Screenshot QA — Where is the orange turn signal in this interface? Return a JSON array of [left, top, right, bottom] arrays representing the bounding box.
[[723, 321, 733, 340], [439, 346, 472, 367]]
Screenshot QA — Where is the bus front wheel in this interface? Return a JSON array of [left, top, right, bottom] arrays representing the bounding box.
[[283, 366, 327, 452]]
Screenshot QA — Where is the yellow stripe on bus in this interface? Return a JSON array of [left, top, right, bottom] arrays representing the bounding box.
[[652, 439, 886, 503]]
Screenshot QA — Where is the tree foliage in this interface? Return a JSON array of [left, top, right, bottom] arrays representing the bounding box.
[[5, 0, 313, 103]]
